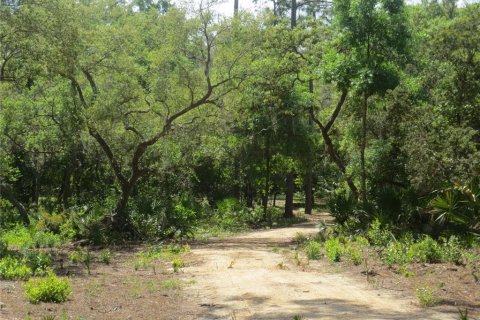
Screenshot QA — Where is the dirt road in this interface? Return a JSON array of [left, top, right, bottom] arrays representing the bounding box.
[[182, 215, 456, 320]]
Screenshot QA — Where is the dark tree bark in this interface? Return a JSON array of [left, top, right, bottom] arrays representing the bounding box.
[[291, 0, 297, 28], [262, 134, 271, 223], [284, 172, 295, 218], [304, 75, 315, 215], [234, 0, 239, 15], [304, 158, 313, 214], [310, 91, 359, 200], [0, 184, 30, 225], [360, 92, 368, 204]]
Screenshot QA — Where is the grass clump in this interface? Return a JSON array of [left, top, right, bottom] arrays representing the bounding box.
[[415, 286, 442, 307], [24, 272, 72, 304], [172, 257, 185, 272], [305, 240, 321, 260], [0, 256, 32, 280], [99, 249, 112, 265], [161, 279, 182, 290], [68, 249, 93, 274], [408, 236, 443, 263], [325, 238, 343, 262], [293, 232, 308, 245], [344, 243, 363, 265]]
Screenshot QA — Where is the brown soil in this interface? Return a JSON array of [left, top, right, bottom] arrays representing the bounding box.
[[1, 212, 478, 320], [0, 245, 200, 319], [183, 214, 477, 319]]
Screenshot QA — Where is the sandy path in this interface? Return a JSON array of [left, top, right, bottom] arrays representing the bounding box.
[[182, 214, 456, 320]]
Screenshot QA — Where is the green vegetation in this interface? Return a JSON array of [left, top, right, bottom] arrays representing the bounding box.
[[24, 273, 72, 304], [99, 249, 112, 265], [305, 241, 321, 260], [68, 249, 93, 275], [0, 0, 478, 315], [172, 257, 185, 273], [325, 238, 343, 262], [0, 256, 32, 280], [415, 286, 442, 307]]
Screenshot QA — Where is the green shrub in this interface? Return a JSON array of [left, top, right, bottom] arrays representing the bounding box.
[[327, 192, 357, 225], [24, 272, 72, 304], [367, 219, 392, 246], [1, 225, 35, 249], [415, 286, 441, 307], [325, 238, 343, 262], [33, 231, 62, 248], [0, 256, 32, 280], [99, 249, 112, 265], [24, 251, 53, 275], [172, 257, 185, 272], [440, 236, 462, 263], [0, 239, 8, 258], [408, 236, 443, 263], [68, 249, 93, 274], [305, 240, 321, 260], [345, 243, 363, 265], [382, 241, 408, 267]]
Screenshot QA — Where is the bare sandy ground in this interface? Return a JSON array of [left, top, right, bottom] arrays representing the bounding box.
[[182, 215, 456, 320]]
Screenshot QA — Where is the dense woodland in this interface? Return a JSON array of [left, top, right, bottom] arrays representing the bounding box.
[[0, 0, 479, 243]]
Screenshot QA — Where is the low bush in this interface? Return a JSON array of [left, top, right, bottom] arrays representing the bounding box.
[[99, 249, 112, 265], [1, 225, 35, 249], [172, 257, 185, 272], [325, 238, 343, 262], [0, 256, 32, 280], [367, 219, 392, 247], [68, 249, 93, 274], [24, 251, 53, 275], [408, 235, 443, 263], [305, 240, 321, 260], [415, 286, 441, 307], [344, 243, 363, 265], [33, 231, 63, 248], [24, 272, 72, 303]]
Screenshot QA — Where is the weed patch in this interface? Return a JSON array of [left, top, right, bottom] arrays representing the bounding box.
[[24, 273, 72, 304]]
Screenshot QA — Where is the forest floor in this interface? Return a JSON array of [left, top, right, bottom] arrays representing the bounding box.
[[1, 211, 479, 319]]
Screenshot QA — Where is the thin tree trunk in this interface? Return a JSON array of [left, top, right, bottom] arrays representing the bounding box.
[[291, 0, 297, 28], [284, 172, 295, 218], [360, 92, 368, 204], [305, 78, 314, 215], [0, 184, 30, 225], [262, 134, 271, 222], [305, 159, 313, 215], [309, 91, 359, 200], [234, 0, 239, 15]]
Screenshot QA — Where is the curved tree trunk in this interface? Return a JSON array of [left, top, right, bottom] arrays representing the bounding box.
[[0, 184, 30, 225]]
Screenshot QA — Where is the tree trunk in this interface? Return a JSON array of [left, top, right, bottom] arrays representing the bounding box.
[[112, 182, 136, 234], [246, 181, 254, 208], [0, 184, 30, 225], [262, 134, 271, 222], [284, 172, 295, 218], [305, 78, 314, 215], [321, 128, 359, 199], [305, 159, 313, 215], [291, 0, 297, 28], [59, 166, 73, 209], [360, 91, 368, 204], [234, 0, 239, 15]]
